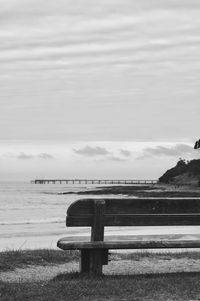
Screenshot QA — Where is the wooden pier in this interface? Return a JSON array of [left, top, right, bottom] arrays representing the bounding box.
[[31, 179, 158, 185]]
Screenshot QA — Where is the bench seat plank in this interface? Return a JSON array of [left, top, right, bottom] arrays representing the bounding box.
[[57, 235, 200, 250], [58, 239, 200, 250]]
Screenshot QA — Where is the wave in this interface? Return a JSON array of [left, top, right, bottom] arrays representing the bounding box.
[[0, 217, 65, 226], [42, 191, 78, 195]]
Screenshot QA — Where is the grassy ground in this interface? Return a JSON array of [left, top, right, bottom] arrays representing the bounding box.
[[0, 249, 79, 272], [2, 249, 200, 272], [1, 249, 200, 300], [1, 185, 200, 300], [1, 272, 200, 301]]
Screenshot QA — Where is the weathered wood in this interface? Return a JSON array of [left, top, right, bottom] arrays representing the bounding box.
[[80, 250, 90, 273], [67, 198, 200, 216], [101, 249, 109, 265], [91, 200, 105, 241], [89, 249, 103, 277], [57, 239, 200, 250], [57, 197, 200, 277], [67, 213, 200, 227], [90, 200, 105, 276], [57, 234, 200, 244]]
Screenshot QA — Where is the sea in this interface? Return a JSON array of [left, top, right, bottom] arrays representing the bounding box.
[[1, 181, 200, 251]]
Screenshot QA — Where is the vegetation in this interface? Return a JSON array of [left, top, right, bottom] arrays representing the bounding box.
[[0, 249, 79, 272], [1, 249, 200, 300], [1, 272, 200, 301], [159, 158, 200, 185], [2, 249, 200, 273]]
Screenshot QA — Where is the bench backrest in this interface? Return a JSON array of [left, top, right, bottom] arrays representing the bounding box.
[[66, 198, 200, 227]]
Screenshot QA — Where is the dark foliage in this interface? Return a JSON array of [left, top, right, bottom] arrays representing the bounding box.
[[159, 159, 200, 184]]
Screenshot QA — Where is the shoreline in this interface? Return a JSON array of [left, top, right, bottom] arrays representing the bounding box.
[[59, 183, 200, 197], [1, 183, 200, 251]]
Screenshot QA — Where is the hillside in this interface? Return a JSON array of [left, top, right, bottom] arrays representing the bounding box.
[[159, 159, 200, 186]]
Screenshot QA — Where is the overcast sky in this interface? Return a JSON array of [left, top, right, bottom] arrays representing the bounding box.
[[0, 0, 200, 180]]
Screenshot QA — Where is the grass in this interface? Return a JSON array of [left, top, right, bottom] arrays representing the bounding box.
[[1, 183, 200, 300], [0, 249, 79, 272], [1, 271, 200, 301], [114, 250, 200, 262], [2, 249, 200, 272], [1, 249, 200, 300]]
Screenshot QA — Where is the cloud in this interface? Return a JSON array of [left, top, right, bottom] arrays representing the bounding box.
[[137, 144, 194, 160], [73, 145, 131, 162], [73, 145, 111, 157], [17, 152, 35, 160], [37, 153, 55, 159], [120, 149, 131, 157], [1, 0, 200, 74], [0, 0, 200, 143], [2, 152, 55, 160], [107, 155, 128, 162]]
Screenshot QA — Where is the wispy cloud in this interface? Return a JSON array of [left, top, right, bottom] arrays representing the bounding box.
[[2, 152, 55, 160], [74, 144, 131, 163], [106, 155, 128, 162], [73, 145, 111, 157], [37, 153, 55, 159], [1, 0, 200, 73], [0, 0, 200, 143], [137, 144, 195, 160], [120, 149, 131, 157]]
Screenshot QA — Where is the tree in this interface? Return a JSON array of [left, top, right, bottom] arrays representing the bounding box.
[[194, 139, 200, 149]]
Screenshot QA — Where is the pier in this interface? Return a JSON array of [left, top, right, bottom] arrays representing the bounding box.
[[31, 179, 158, 185]]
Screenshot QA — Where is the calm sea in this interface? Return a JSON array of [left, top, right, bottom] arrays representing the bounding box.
[[0, 181, 115, 250], [1, 181, 200, 251]]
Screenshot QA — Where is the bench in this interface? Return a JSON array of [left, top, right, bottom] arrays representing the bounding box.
[[57, 198, 200, 277]]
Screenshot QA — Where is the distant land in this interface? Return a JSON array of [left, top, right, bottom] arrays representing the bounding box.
[[159, 159, 200, 186]]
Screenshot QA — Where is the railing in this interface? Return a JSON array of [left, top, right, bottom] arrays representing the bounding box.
[[31, 179, 158, 185]]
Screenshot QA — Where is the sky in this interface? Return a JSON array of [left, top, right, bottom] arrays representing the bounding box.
[[0, 0, 200, 180]]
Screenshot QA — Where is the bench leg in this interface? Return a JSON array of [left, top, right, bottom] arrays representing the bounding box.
[[80, 249, 108, 276], [80, 250, 90, 274], [102, 249, 109, 265], [89, 249, 103, 277]]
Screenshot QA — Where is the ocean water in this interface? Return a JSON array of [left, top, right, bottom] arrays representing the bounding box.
[[1, 181, 200, 251], [0, 181, 112, 250]]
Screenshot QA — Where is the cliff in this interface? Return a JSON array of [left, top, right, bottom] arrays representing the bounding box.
[[159, 159, 200, 186]]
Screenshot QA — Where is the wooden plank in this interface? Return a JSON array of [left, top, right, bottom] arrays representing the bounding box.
[[57, 234, 200, 244], [80, 250, 90, 274], [101, 249, 109, 265], [66, 215, 92, 226], [57, 239, 200, 250], [66, 214, 200, 227], [67, 199, 94, 215], [67, 198, 200, 216], [91, 200, 105, 241], [89, 249, 103, 277], [90, 200, 105, 276]]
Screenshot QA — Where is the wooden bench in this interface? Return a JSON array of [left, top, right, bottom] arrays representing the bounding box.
[[57, 198, 200, 277]]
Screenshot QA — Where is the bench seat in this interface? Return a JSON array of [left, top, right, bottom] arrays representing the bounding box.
[[57, 235, 200, 250], [57, 198, 200, 276]]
